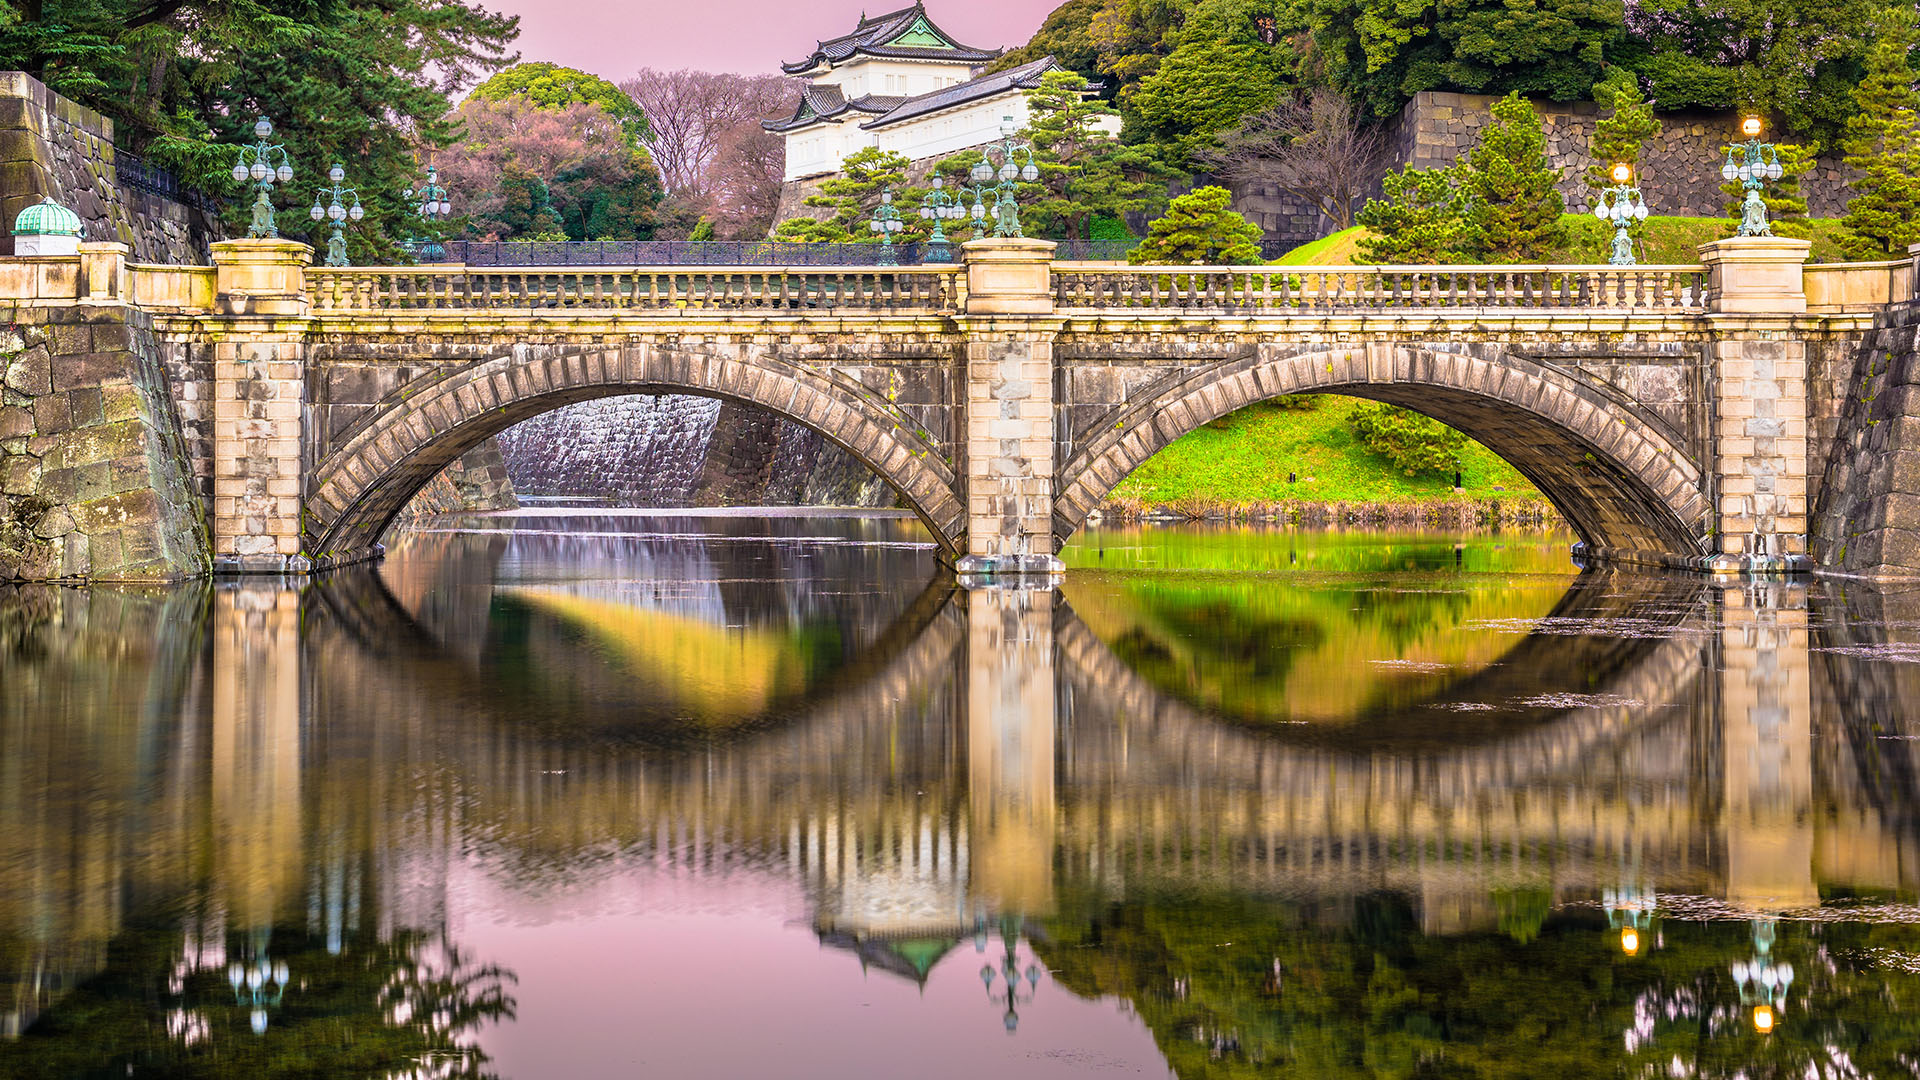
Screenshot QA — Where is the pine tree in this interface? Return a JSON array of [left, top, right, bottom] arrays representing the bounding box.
[[773, 147, 910, 242], [1014, 69, 1180, 241], [1127, 185, 1265, 263], [1584, 69, 1661, 200], [1465, 92, 1565, 261], [1355, 165, 1481, 263], [1841, 7, 1920, 258]]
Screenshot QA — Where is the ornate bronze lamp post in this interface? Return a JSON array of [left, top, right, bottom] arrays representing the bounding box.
[[307, 163, 365, 267], [961, 116, 1040, 239], [230, 117, 294, 239], [404, 164, 453, 261], [1722, 116, 1784, 237], [1593, 162, 1649, 265], [917, 175, 965, 262], [867, 184, 906, 265]]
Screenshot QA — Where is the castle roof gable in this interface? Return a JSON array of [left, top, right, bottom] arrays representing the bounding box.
[[781, 3, 1000, 75]]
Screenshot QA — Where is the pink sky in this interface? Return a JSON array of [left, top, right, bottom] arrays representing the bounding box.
[[485, 0, 1063, 80]]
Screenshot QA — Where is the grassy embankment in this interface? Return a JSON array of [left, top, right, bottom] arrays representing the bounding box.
[[1109, 215, 1851, 526]]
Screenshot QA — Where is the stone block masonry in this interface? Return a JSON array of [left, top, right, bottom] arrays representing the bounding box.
[[1386, 92, 1855, 219], [0, 292, 209, 581], [0, 72, 224, 264], [1813, 300, 1920, 577]]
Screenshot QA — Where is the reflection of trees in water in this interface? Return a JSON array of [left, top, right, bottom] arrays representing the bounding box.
[[0, 908, 514, 1079], [1034, 894, 1920, 1080]]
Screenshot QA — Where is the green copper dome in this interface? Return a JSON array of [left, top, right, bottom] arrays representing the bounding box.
[[13, 198, 82, 238]]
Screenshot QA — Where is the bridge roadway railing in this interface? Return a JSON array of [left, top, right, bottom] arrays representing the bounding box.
[[302, 264, 965, 313], [1053, 263, 1711, 313]]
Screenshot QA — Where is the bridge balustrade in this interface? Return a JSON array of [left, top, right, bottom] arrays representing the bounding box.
[[303, 265, 964, 314], [1052, 264, 1710, 313]]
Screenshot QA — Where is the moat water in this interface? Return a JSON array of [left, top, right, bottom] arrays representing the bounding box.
[[4, 511, 1920, 1078]]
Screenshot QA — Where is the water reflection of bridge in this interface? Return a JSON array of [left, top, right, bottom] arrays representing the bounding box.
[[4, 559, 1919, 1034]]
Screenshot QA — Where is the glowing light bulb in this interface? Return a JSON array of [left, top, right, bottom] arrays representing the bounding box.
[[1621, 928, 1641, 955], [1752, 1005, 1775, 1033]]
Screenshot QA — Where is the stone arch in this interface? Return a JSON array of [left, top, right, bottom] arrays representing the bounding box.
[[1054, 343, 1709, 565], [305, 344, 964, 566]]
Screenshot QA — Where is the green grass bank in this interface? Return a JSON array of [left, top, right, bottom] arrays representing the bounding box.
[[1105, 399, 1558, 526], [1274, 215, 1855, 266]]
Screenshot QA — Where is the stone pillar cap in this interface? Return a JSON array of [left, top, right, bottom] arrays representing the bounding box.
[[1697, 236, 1813, 261], [962, 237, 1058, 257]]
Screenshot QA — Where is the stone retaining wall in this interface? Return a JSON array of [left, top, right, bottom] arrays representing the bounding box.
[[398, 440, 520, 519], [0, 72, 223, 264], [0, 303, 209, 580], [1384, 92, 1853, 219], [1813, 302, 1920, 576]]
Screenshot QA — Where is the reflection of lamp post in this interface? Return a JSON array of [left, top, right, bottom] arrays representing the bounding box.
[[1605, 885, 1657, 956], [962, 116, 1040, 239], [1594, 162, 1649, 265], [230, 117, 294, 239], [1722, 116, 1784, 237], [918, 176, 965, 262], [978, 918, 1041, 1033], [1731, 919, 1794, 1033], [308, 163, 366, 268], [404, 164, 453, 261], [227, 942, 291, 1035]]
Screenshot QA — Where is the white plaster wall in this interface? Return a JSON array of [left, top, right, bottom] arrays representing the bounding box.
[[871, 93, 1035, 162], [784, 123, 876, 181], [815, 57, 976, 99]]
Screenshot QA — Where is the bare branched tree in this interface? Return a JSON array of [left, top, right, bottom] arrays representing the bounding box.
[[1209, 88, 1385, 233], [707, 122, 788, 239], [621, 68, 802, 197]]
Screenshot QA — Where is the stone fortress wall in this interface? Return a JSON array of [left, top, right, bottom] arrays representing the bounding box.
[[1231, 92, 1857, 250], [0, 72, 223, 264]]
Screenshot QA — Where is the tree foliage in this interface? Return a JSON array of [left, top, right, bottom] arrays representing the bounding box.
[[1584, 67, 1660, 198], [471, 61, 649, 144], [1128, 184, 1264, 263], [1628, 0, 1876, 147], [1348, 399, 1468, 475], [1018, 68, 1180, 240], [1210, 87, 1385, 231], [620, 68, 799, 238], [1313, 0, 1620, 118], [0, 0, 517, 262], [440, 96, 663, 242], [1840, 7, 1920, 259], [1464, 92, 1566, 260], [1355, 165, 1480, 262]]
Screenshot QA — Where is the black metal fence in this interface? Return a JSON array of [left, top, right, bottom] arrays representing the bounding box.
[[437, 236, 1297, 266], [113, 151, 220, 213]]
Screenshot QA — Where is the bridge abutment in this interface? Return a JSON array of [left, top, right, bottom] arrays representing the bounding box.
[[953, 239, 1067, 585], [1701, 238, 1816, 574], [208, 239, 312, 574]]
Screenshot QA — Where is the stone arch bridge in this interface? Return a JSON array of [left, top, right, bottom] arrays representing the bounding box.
[[5, 234, 1908, 580]]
